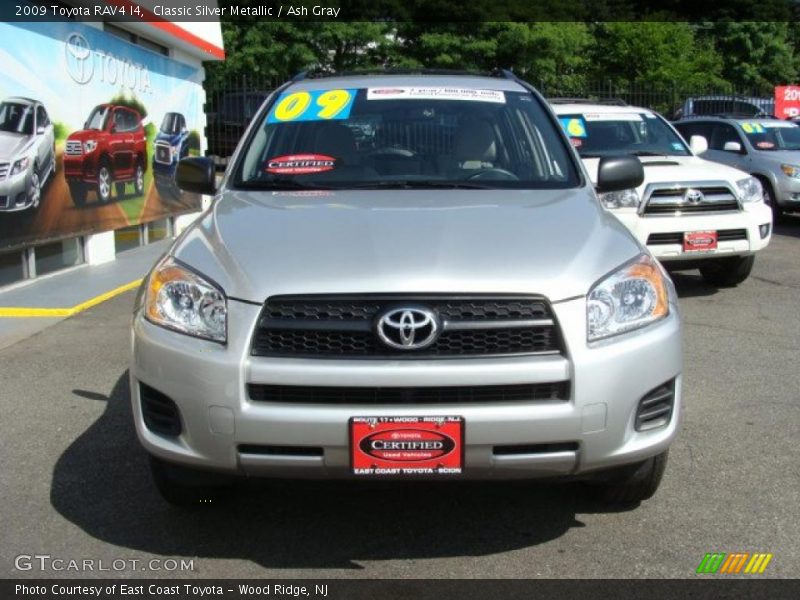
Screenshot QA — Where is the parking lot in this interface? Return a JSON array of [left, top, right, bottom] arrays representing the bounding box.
[[1, 219, 798, 579]]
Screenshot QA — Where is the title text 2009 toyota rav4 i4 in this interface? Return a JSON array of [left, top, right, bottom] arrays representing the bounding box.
[[131, 72, 682, 507]]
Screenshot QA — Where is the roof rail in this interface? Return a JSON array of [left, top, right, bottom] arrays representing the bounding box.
[[547, 97, 628, 106]]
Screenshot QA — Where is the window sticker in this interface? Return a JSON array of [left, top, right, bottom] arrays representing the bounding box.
[[265, 154, 337, 175], [741, 122, 765, 134], [570, 137, 584, 148], [559, 117, 587, 138], [671, 142, 684, 151], [762, 121, 796, 128], [266, 89, 357, 124], [583, 112, 643, 122], [756, 141, 776, 149], [366, 87, 506, 103]]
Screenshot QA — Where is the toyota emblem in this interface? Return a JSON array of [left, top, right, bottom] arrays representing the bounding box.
[[376, 307, 439, 350], [683, 188, 705, 204]]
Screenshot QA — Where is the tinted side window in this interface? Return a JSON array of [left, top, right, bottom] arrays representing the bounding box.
[[709, 123, 742, 150]]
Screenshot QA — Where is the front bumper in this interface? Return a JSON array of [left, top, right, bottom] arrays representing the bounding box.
[[611, 203, 772, 262], [0, 169, 32, 211], [130, 294, 682, 480], [63, 153, 97, 183]]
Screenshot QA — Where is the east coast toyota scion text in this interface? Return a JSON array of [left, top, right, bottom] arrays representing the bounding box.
[[131, 72, 682, 506]]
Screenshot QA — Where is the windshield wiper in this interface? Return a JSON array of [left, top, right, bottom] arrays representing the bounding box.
[[629, 150, 672, 157], [348, 180, 492, 190], [236, 179, 332, 191]]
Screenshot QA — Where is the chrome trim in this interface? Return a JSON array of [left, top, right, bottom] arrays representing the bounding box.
[[638, 180, 742, 216]]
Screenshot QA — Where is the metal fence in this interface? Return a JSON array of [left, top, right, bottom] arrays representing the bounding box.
[[202, 73, 774, 162]]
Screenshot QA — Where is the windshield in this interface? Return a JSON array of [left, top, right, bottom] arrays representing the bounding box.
[[559, 112, 691, 158], [740, 121, 800, 151], [160, 113, 183, 134], [85, 106, 108, 131], [235, 87, 579, 190], [0, 102, 34, 135]]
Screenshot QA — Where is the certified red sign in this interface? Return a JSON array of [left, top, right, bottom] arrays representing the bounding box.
[[684, 230, 718, 252], [265, 154, 336, 175], [775, 86, 800, 119], [350, 416, 463, 475]]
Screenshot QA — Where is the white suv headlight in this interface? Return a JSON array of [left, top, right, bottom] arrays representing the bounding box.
[[587, 254, 669, 341], [597, 188, 640, 209], [145, 259, 227, 343], [735, 176, 762, 203]]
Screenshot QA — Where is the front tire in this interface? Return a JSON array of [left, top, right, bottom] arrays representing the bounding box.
[[700, 255, 755, 287], [134, 162, 145, 196], [68, 182, 87, 207], [96, 163, 112, 203], [759, 177, 783, 222], [27, 167, 41, 209], [588, 451, 669, 504], [149, 456, 235, 508]]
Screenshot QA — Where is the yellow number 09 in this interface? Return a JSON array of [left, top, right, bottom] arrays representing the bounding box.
[[273, 91, 312, 121], [316, 89, 351, 119]]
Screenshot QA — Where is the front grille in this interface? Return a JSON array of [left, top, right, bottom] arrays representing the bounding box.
[[647, 229, 748, 245], [154, 142, 172, 164], [251, 295, 562, 358], [635, 380, 676, 432], [643, 184, 740, 215], [248, 382, 570, 404], [140, 383, 182, 437], [0, 162, 8, 180], [65, 140, 82, 156]]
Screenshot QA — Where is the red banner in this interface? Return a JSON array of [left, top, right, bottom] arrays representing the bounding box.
[[775, 86, 800, 119]]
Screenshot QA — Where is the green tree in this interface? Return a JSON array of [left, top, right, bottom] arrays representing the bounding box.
[[591, 22, 725, 90], [700, 22, 798, 92], [108, 90, 147, 118]]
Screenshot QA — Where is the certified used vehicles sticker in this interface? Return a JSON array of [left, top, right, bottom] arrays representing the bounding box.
[[350, 416, 464, 475], [367, 87, 506, 103], [265, 154, 336, 175]]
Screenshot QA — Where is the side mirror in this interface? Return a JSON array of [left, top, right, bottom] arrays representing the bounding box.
[[176, 157, 216, 195], [36, 126, 46, 135], [596, 155, 644, 193], [723, 141, 743, 153], [690, 135, 708, 155]]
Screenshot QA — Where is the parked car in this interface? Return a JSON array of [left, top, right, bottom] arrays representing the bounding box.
[[0, 97, 55, 212], [205, 90, 269, 161], [674, 116, 800, 220], [63, 104, 147, 206], [551, 101, 772, 286], [153, 112, 190, 201], [132, 72, 683, 507], [673, 95, 774, 120]]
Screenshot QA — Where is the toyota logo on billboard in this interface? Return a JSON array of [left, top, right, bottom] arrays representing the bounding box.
[[65, 33, 93, 84]]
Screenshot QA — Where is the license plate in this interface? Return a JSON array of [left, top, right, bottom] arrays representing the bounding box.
[[683, 230, 718, 252], [350, 416, 464, 476]]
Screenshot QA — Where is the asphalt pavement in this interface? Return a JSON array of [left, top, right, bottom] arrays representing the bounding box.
[[1, 220, 798, 579]]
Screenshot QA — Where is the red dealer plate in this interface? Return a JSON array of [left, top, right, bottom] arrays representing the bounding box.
[[684, 230, 718, 252], [350, 416, 464, 476]]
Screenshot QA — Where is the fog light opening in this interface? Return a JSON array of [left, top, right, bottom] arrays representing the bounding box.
[[759, 223, 770, 239]]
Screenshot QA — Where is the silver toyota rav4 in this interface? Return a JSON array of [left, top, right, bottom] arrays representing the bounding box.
[[131, 73, 682, 506]]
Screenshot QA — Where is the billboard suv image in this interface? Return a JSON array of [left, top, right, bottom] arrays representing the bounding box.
[[153, 112, 189, 201], [0, 97, 56, 212], [63, 103, 147, 206]]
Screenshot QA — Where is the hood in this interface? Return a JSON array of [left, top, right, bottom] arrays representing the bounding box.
[[171, 188, 642, 303], [0, 131, 33, 161], [67, 129, 105, 142], [581, 154, 749, 191]]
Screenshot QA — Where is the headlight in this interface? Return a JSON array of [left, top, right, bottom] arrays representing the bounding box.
[[83, 140, 97, 153], [597, 188, 640, 209], [735, 176, 762, 203], [144, 259, 227, 343], [10, 157, 30, 176], [587, 254, 669, 341], [780, 164, 800, 179]]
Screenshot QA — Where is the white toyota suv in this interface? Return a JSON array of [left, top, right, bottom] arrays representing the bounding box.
[[551, 101, 773, 286]]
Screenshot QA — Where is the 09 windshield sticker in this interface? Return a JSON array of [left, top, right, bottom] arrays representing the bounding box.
[[265, 154, 337, 175], [559, 117, 587, 138], [366, 87, 506, 103], [266, 89, 357, 124]]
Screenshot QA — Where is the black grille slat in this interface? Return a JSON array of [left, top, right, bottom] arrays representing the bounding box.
[[248, 382, 570, 404], [252, 295, 562, 358], [647, 229, 748, 245]]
